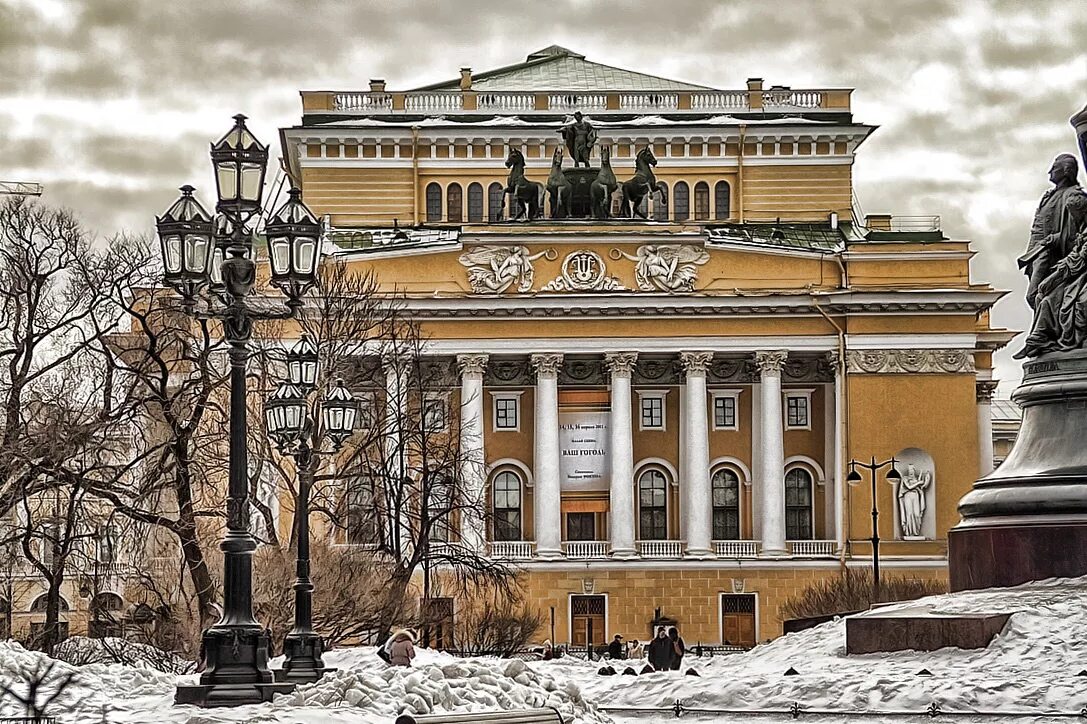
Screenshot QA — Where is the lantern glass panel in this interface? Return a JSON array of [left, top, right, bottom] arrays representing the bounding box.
[[270, 238, 290, 275], [209, 244, 225, 286], [216, 163, 238, 202], [302, 361, 318, 387], [240, 163, 263, 202], [323, 406, 343, 433], [184, 236, 211, 273], [294, 238, 318, 275], [163, 236, 182, 273], [342, 404, 358, 431]]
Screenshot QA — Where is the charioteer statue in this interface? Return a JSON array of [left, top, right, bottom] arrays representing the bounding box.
[[559, 111, 598, 168]]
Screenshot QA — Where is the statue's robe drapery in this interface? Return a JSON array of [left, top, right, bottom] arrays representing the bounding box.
[[1022, 230, 1087, 355], [1018, 184, 1086, 308]]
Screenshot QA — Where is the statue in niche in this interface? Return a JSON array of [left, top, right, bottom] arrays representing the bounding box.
[[898, 463, 932, 539], [458, 245, 554, 293], [614, 244, 709, 292], [1016, 192, 1087, 358], [559, 111, 597, 168]]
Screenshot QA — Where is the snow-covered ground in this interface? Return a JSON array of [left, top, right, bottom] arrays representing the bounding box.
[[1, 577, 1084, 723]]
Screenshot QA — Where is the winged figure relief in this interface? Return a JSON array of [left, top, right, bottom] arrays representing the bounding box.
[[616, 245, 710, 292], [457, 246, 554, 294]]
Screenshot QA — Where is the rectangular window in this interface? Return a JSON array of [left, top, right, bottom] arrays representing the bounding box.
[[641, 397, 663, 429], [786, 393, 810, 429], [714, 396, 736, 429], [495, 391, 523, 430], [423, 395, 447, 432]]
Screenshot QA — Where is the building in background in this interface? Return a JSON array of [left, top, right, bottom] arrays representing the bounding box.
[[281, 46, 1014, 645], [991, 397, 1022, 468]]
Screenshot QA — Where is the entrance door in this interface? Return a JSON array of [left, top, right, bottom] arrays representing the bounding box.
[[567, 512, 596, 541], [721, 594, 757, 648], [570, 595, 606, 646]]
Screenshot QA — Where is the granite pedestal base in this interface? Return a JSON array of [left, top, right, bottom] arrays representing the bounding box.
[[846, 606, 1010, 655], [950, 349, 1087, 591]]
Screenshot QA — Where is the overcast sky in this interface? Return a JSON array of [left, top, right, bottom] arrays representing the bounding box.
[[2, 0, 1085, 391]]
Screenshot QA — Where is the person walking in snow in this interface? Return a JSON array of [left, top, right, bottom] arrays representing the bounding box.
[[648, 626, 673, 671], [389, 629, 416, 667], [668, 626, 686, 671], [607, 634, 624, 660]]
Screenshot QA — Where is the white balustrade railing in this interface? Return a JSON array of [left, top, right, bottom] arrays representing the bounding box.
[[405, 93, 464, 113], [620, 93, 678, 111], [637, 540, 684, 559], [763, 90, 824, 109], [691, 91, 750, 111], [788, 540, 837, 557], [713, 540, 759, 558], [334, 93, 392, 112], [562, 541, 610, 559], [489, 541, 536, 560], [477, 93, 536, 112], [548, 93, 608, 112]]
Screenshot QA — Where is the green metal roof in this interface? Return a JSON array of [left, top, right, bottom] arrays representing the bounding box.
[[414, 46, 715, 93], [706, 223, 845, 252]]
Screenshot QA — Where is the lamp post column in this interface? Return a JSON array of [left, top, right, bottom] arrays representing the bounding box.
[[532, 353, 563, 560], [755, 350, 789, 557], [868, 458, 881, 603]]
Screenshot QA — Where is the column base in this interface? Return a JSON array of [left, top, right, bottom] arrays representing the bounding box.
[[176, 627, 293, 707], [535, 547, 564, 561], [760, 547, 788, 558], [684, 547, 715, 560], [611, 547, 639, 560], [175, 682, 296, 707], [277, 631, 335, 684]]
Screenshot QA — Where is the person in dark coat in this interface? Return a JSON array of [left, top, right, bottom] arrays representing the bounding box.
[[647, 626, 673, 671], [668, 626, 686, 671], [607, 634, 624, 660]]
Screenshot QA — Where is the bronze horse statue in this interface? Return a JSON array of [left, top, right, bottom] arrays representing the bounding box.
[[546, 147, 572, 219], [590, 146, 618, 220], [620, 146, 667, 219], [504, 148, 545, 221]]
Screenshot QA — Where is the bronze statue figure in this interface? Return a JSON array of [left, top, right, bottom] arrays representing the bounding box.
[[619, 146, 667, 219], [559, 111, 597, 168], [1018, 154, 1085, 310], [590, 146, 617, 220], [546, 147, 572, 219], [504, 148, 545, 222]]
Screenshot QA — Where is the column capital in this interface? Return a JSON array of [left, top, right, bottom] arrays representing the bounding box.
[[605, 352, 638, 378], [456, 353, 489, 377], [679, 351, 713, 375], [826, 350, 843, 377], [976, 380, 998, 403], [754, 350, 789, 375], [531, 353, 563, 377]]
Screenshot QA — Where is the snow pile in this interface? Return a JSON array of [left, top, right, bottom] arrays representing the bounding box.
[[54, 636, 196, 673], [542, 576, 1087, 718], [288, 647, 609, 724]]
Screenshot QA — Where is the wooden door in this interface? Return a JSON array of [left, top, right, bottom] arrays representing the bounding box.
[[570, 595, 606, 646], [721, 594, 756, 648]]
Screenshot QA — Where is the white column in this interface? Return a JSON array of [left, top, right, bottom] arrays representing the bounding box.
[[383, 356, 409, 482], [755, 350, 789, 557], [457, 354, 488, 554], [977, 380, 997, 476], [830, 351, 846, 554], [532, 353, 563, 560], [606, 352, 638, 559], [681, 352, 714, 558]]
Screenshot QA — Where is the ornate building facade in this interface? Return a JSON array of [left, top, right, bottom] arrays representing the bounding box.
[[282, 46, 1012, 645]]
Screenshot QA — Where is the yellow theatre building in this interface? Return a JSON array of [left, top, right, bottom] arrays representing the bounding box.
[[282, 46, 1012, 646]]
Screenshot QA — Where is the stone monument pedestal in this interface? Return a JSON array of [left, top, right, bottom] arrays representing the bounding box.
[[950, 349, 1087, 591]]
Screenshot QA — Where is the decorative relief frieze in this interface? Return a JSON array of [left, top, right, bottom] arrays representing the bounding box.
[[418, 356, 458, 387], [783, 356, 835, 383], [633, 356, 680, 385], [846, 349, 975, 374], [458, 246, 555, 294], [559, 357, 605, 385], [611, 245, 710, 292], [485, 358, 533, 386], [541, 250, 625, 292], [707, 357, 755, 383]]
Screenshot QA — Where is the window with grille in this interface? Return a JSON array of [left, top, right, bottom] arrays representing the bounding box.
[[425, 183, 442, 222], [721, 593, 756, 614], [713, 395, 737, 430], [571, 595, 606, 616], [638, 469, 668, 540], [427, 477, 452, 543], [493, 395, 519, 430], [492, 470, 522, 541], [96, 524, 116, 564], [714, 181, 731, 219], [712, 468, 741, 540], [423, 394, 447, 432], [346, 478, 380, 545], [673, 182, 690, 222], [446, 183, 463, 223], [694, 181, 710, 220], [652, 183, 669, 220], [785, 468, 814, 540], [467, 182, 484, 222], [786, 394, 810, 428], [640, 396, 664, 430], [488, 182, 505, 221]]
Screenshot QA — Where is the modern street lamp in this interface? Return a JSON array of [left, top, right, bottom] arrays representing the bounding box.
[[265, 373, 358, 683], [159, 114, 322, 707], [847, 456, 901, 604]]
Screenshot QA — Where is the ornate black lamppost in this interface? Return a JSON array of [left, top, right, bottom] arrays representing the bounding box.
[[159, 114, 322, 707], [847, 457, 902, 604], [265, 333, 358, 683]]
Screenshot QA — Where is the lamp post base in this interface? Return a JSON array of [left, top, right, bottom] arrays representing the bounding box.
[[275, 631, 335, 684], [175, 627, 295, 707]]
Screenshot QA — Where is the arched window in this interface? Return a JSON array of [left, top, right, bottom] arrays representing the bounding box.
[[637, 469, 668, 540], [425, 183, 442, 222], [673, 181, 690, 222], [711, 468, 741, 540], [488, 182, 505, 221], [467, 182, 484, 222], [446, 183, 463, 223], [694, 181, 710, 220], [346, 478, 379, 545], [652, 182, 669, 221], [492, 470, 522, 541], [714, 181, 731, 220], [427, 475, 452, 543], [91, 592, 124, 616], [30, 595, 70, 613], [785, 468, 814, 540]]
